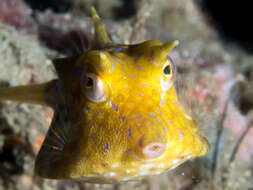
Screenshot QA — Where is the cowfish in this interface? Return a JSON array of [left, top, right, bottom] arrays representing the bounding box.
[[0, 7, 210, 183]]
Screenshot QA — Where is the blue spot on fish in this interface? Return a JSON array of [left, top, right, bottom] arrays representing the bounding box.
[[158, 134, 164, 142], [139, 137, 144, 147], [109, 101, 118, 111], [104, 143, 109, 152], [135, 115, 141, 119], [89, 122, 94, 127], [160, 96, 164, 106], [111, 55, 123, 65], [111, 61, 115, 70], [179, 130, 184, 140], [127, 129, 131, 137], [115, 48, 123, 53], [148, 113, 155, 117], [121, 115, 126, 121], [134, 53, 142, 64], [150, 50, 154, 62], [163, 125, 168, 133]]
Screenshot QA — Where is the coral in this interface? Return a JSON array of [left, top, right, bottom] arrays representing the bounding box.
[[0, 0, 36, 32]]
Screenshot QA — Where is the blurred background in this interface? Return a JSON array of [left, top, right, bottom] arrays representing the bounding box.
[[0, 0, 253, 189]]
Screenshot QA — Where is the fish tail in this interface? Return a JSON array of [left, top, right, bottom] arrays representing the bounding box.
[[0, 80, 57, 107], [90, 6, 110, 45]]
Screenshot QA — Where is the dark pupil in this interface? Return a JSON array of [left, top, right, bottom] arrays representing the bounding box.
[[86, 77, 93, 87], [163, 65, 171, 75]]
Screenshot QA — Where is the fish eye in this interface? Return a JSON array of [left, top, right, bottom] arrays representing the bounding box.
[[163, 65, 171, 75], [163, 56, 176, 77], [161, 57, 176, 91], [81, 73, 108, 102], [86, 77, 94, 87]]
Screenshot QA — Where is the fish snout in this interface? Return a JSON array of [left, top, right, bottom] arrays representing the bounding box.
[[126, 117, 168, 161]]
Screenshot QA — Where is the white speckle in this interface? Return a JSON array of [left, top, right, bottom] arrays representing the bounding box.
[[139, 171, 149, 176], [179, 130, 184, 141], [109, 101, 113, 107], [171, 158, 180, 166], [158, 163, 165, 168], [104, 172, 116, 178], [185, 114, 192, 120], [170, 165, 178, 170], [186, 155, 192, 159], [126, 169, 131, 174], [83, 175, 97, 178], [161, 75, 173, 91], [64, 13, 71, 20], [140, 164, 155, 171], [45, 59, 52, 65], [183, 50, 189, 57], [121, 177, 131, 181], [99, 52, 107, 59], [181, 172, 185, 176], [160, 93, 165, 106], [170, 159, 184, 170], [111, 164, 119, 169], [153, 171, 162, 175]]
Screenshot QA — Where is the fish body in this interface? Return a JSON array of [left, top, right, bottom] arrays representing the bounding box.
[[0, 7, 210, 183]]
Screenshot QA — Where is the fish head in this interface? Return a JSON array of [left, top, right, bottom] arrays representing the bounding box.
[[35, 40, 209, 182]]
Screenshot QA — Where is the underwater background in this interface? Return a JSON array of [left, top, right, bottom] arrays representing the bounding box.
[[0, 0, 253, 189]]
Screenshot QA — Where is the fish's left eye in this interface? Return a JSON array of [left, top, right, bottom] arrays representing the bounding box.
[[163, 57, 176, 77], [161, 57, 176, 91], [81, 73, 108, 102]]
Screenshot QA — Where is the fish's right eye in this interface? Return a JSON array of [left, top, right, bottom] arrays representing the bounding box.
[[86, 76, 94, 87], [81, 73, 108, 102]]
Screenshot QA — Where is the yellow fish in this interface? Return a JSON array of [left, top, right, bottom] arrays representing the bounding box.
[[0, 7, 210, 183]]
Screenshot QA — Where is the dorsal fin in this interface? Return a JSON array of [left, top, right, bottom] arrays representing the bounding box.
[[91, 7, 110, 46], [53, 56, 79, 82]]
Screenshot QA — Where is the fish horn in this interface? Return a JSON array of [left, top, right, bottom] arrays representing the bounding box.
[[0, 80, 57, 108], [91, 7, 110, 46], [162, 40, 179, 54], [151, 40, 179, 65], [160, 40, 179, 58]]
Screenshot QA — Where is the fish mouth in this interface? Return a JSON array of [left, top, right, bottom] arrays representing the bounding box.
[[142, 142, 166, 159], [126, 142, 167, 162]]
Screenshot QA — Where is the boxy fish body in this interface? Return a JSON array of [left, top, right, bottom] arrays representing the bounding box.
[[0, 7, 210, 183]]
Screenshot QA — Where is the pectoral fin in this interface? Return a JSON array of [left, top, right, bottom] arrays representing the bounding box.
[[0, 80, 58, 108]]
